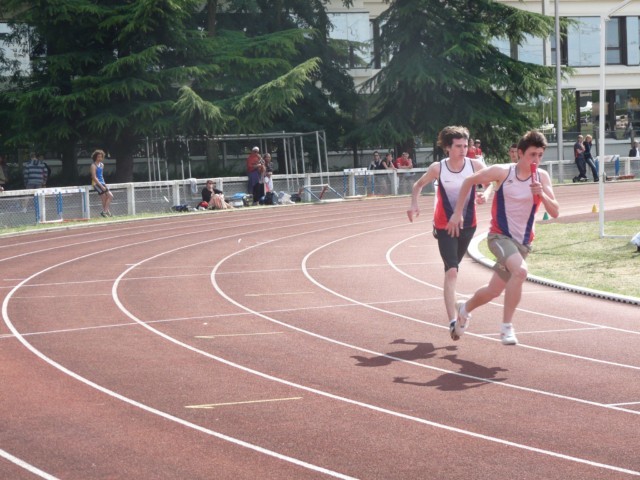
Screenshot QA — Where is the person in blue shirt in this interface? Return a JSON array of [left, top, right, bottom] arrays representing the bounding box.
[[90, 149, 113, 217]]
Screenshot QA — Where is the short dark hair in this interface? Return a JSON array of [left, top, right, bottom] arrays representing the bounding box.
[[437, 126, 470, 149], [517, 131, 547, 153]]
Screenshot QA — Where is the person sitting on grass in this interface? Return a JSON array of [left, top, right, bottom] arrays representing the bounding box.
[[202, 179, 233, 210]]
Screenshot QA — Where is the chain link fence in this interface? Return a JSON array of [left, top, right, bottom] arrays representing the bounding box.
[[2, 160, 637, 231]]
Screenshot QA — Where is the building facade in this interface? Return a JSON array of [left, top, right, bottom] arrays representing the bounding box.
[[326, 0, 640, 140]]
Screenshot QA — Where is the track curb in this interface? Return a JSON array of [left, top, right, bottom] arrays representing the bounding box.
[[467, 231, 640, 306]]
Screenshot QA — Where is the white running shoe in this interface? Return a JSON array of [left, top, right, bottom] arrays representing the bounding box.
[[449, 321, 460, 341], [501, 325, 518, 345], [454, 300, 471, 337]]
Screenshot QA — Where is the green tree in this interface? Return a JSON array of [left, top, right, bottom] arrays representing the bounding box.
[[361, 0, 561, 162], [208, 0, 360, 170], [0, 0, 332, 183]]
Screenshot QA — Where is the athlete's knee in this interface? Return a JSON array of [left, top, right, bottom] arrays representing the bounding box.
[[444, 265, 459, 276], [509, 265, 528, 284]]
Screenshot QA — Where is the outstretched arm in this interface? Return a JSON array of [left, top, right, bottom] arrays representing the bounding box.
[[407, 162, 440, 222]]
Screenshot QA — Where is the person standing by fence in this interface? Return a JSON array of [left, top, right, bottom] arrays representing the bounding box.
[[583, 135, 598, 182], [23, 152, 48, 190], [90, 149, 113, 217]]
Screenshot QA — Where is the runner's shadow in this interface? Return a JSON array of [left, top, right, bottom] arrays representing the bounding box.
[[351, 339, 457, 367], [393, 354, 508, 391]]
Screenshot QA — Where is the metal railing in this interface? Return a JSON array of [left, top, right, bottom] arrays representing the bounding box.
[[1, 160, 636, 230]]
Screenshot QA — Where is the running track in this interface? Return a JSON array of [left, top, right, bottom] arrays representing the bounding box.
[[1, 181, 639, 480]]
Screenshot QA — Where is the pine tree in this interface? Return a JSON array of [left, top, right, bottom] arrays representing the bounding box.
[[0, 0, 335, 182], [361, 0, 560, 161]]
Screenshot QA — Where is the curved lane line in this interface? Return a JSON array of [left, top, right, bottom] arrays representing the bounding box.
[[5, 209, 640, 477], [0, 449, 59, 480]]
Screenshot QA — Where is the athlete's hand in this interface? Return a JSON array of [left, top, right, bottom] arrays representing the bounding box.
[[530, 181, 543, 197], [446, 212, 463, 237], [406, 207, 419, 223]]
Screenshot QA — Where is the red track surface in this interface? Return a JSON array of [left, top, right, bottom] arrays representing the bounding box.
[[1, 181, 639, 479]]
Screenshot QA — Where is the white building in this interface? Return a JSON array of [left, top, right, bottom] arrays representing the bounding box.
[[325, 0, 640, 139]]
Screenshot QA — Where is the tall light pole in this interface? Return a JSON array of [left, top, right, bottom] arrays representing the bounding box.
[[598, 0, 633, 237], [554, 0, 564, 182]]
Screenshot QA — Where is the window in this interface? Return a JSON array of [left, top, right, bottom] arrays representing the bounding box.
[[550, 28, 568, 66], [567, 17, 600, 67], [518, 34, 544, 65], [328, 12, 372, 69], [0, 22, 31, 74], [606, 17, 624, 65]]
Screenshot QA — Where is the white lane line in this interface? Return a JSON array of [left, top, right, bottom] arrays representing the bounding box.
[[3, 213, 396, 479], [0, 296, 445, 341], [383, 233, 640, 368], [0, 448, 59, 480], [116, 242, 640, 477], [213, 233, 640, 475], [186, 397, 302, 409], [609, 401, 640, 407], [195, 332, 283, 338], [246, 292, 313, 297], [6, 212, 639, 477], [479, 327, 607, 337]]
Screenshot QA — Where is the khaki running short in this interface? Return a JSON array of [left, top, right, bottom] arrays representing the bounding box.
[[487, 233, 531, 282]]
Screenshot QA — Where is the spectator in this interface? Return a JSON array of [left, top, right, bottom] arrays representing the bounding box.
[[629, 141, 640, 158], [582, 134, 598, 182], [246, 146, 264, 202], [202, 179, 232, 210], [474, 139, 483, 158], [23, 152, 48, 189], [394, 152, 412, 170], [467, 138, 478, 159], [377, 152, 395, 195], [90, 149, 113, 217], [395, 151, 414, 194], [0, 154, 8, 191], [407, 125, 491, 341], [573, 135, 587, 182], [38, 153, 51, 186], [263, 152, 274, 175], [382, 152, 396, 170], [368, 151, 382, 170], [508, 143, 518, 163]]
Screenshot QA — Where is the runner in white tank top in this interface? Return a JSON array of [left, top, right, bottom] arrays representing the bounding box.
[[445, 131, 559, 345], [407, 126, 491, 341]]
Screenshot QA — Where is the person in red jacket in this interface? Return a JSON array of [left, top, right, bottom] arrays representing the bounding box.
[[246, 146, 264, 202]]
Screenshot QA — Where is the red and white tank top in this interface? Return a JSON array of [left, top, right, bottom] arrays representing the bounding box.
[[433, 158, 477, 230], [490, 165, 541, 246]]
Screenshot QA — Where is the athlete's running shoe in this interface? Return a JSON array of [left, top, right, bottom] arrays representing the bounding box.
[[454, 300, 471, 337], [449, 321, 460, 341], [501, 325, 518, 345]]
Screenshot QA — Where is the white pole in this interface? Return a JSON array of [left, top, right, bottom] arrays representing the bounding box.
[[598, 0, 633, 237], [598, 14, 606, 238], [554, 0, 564, 182]]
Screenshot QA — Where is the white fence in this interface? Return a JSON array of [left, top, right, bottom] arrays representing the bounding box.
[[1, 158, 637, 230]]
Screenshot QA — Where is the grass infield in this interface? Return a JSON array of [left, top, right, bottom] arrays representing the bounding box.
[[479, 220, 640, 299]]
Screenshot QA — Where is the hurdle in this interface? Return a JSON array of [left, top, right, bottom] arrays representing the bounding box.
[[35, 187, 90, 224]]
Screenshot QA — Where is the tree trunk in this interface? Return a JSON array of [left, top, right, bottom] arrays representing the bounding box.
[[60, 142, 79, 185], [207, 0, 218, 37]]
